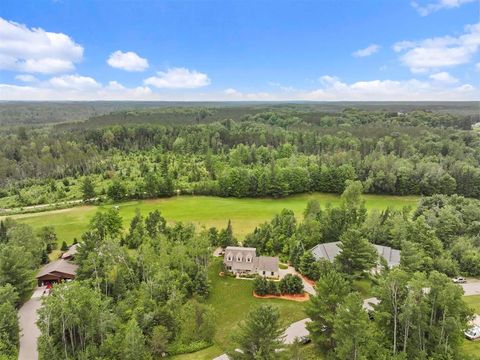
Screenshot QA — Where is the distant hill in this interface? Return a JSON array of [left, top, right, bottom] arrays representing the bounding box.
[[0, 101, 478, 126]]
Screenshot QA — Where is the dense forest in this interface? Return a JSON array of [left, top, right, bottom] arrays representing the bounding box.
[[0, 103, 479, 359], [1, 104, 480, 209], [1, 188, 479, 359]]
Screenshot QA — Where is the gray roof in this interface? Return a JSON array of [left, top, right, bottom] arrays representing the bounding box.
[[36, 259, 78, 278], [255, 256, 279, 273], [373, 244, 401, 266], [61, 243, 79, 259], [310, 241, 401, 267], [224, 247, 256, 271]]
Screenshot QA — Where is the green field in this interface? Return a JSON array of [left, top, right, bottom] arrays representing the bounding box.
[[2, 193, 420, 244], [173, 258, 308, 360], [462, 295, 480, 358]]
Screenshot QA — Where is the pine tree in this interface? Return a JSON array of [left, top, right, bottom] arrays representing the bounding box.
[[121, 318, 150, 360], [333, 293, 374, 360], [336, 228, 377, 276], [229, 304, 285, 359], [60, 241, 68, 251], [306, 270, 350, 351], [81, 176, 96, 201]]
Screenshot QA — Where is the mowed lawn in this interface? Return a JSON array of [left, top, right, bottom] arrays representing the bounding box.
[[462, 295, 480, 358], [173, 258, 307, 360], [3, 193, 420, 244]]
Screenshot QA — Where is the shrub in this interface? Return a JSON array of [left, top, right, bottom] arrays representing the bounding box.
[[253, 277, 269, 296], [167, 340, 211, 355], [279, 274, 304, 294]]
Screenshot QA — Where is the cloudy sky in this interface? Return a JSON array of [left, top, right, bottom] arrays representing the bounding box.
[[0, 0, 479, 101]]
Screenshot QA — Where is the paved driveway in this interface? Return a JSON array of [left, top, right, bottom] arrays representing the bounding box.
[[283, 318, 311, 344], [279, 265, 316, 295], [18, 287, 45, 360], [461, 279, 480, 296]]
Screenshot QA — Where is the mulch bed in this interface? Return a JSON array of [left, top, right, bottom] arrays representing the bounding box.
[[300, 274, 316, 287], [253, 291, 310, 302]]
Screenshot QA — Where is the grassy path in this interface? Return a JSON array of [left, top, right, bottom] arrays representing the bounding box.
[[2, 193, 420, 244]]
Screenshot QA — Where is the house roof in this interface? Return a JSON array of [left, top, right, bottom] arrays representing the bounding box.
[[61, 243, 79, 259], [256, 256, 279, 273], [310, 241, 401, 267], [36, 259, 78, 278]]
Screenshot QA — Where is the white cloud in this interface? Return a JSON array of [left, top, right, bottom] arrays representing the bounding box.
[[106, 80, 126, 90], [393, 23, 480, 73], [224, 88, 239, 95], [412, 0, 475, 16], [15, 74, 38, 82], [303, 75, 477, 101], [429, 71, 458, 83], [49, 74, 100, 90], [223, 88, 273, 100], [144, 67, 211, 88], [107, 50, 149, 72], [0, 17, 83, 73], [352, 44, 380, 57], [0, 74, 478, 101]]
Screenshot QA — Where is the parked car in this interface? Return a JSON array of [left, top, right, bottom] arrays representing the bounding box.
[[465, 326, 480, 340], [299, 335, 311, 345], [453, 277, 467, 284]]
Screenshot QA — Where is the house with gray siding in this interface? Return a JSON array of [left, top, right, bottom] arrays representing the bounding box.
[[223, 246, 279, 278]]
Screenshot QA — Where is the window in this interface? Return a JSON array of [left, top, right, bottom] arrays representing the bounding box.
[[237, 255, 242, 262], [227, 254, 232, 261], [246, 256, 251, 263], [262, 271, 266, 275], [271, 272, 274, 276]]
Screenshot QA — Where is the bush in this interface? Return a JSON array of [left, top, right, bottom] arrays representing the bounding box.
[[167, 340, 211, 355], [279, 274, 304, 294], [253, 277, 269, 296]]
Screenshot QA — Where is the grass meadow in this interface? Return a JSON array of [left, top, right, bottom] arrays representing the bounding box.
[[3, 193, 420, 245]]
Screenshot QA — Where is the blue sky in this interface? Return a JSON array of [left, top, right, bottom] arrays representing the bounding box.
[[0, 0, 479, 100]]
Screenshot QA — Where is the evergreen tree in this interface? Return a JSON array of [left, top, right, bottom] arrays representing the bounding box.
[[333, 293, 374, 360], [145, 209, 166, 238], [229, 304, 285, 360], [218, 220, 236, 248], [0, 221, 7, 244], [336, 228, 377, 276], [121, 318, 150, 360], [81, 176, 96, 201], [60, 241, 68, 251], [306, 270, 350, 351], [149, 325, 170, 357]]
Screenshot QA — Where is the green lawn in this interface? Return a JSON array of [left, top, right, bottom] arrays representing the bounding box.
[[464, 295, 480, 314], [173, 257, 307, 360], [461, 295, 480, 359], [3, 193, 419, 245]]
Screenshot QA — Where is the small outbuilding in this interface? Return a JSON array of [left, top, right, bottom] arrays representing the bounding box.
[[36, 259, 78, 286]]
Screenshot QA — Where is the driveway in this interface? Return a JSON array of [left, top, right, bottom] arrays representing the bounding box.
[[279, 265, 316, 295], [18, 287, 45, 360], [283, 318, 311, 344], [461, 279, 480, 296]]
